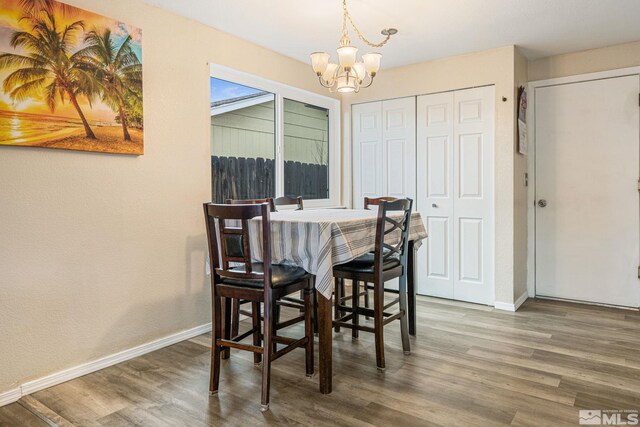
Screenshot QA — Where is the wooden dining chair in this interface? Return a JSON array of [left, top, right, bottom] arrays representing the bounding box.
[[362, 196, 402, 315], [274, 196, 304, 210], [225, 198, 278, 337], [332, 198, 413, 371], [203, 202, 314, 411], [335, 196, 400, 327]]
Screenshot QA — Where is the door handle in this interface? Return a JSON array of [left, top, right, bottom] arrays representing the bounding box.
[[537, 199, 547, 208], [432, 203, 438, 208]]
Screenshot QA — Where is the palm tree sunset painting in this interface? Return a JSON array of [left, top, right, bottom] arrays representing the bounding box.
[[0, 0, 143, 154]]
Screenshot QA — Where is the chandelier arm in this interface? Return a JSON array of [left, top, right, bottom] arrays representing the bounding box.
[[343, 0, 393, 48], [360, 74, 376, 89], [317, 76, 334, 88]]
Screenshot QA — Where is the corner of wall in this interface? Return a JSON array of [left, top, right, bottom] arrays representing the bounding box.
[[513, 46, 529, 302]]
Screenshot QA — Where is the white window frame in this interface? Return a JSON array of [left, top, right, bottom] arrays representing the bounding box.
[[210, 64, 341, 208]]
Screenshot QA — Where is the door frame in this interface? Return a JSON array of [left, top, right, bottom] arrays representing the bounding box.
[[526, 66, 640, 301]]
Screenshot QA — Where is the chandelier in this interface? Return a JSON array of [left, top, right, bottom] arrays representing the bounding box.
[[310, 0, 397, 93]]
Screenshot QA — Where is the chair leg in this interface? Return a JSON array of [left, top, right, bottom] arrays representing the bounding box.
[[261, 298, 273, 412], [334, 277, 342, 332], [373, 279, 385, 371], [299, 289, 305, 314], [272, 310, 278, 355], [252, 301, 262, 365], [304, 284, 314, 377], [364, 282, 371, 320], [398, 273, 411, 355], [274, 304, 281, 329], [210, 295, 222, 395], [352, 280, 359, 339], [222, 297, 232, 360], [231, 298, 240, 339], [313, 288, 319, 335]]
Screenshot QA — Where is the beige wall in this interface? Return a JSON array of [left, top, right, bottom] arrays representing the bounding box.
[[342, 46, 520, 305], [513, 47, 529, 300], [529, 40, 640, 81], [0, 0, 330, 396]]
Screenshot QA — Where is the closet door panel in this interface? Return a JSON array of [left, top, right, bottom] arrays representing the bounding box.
[[382, 97, 416, 291], [417, 92, 455, 298], [352, 102, 383, 209], [452, 86, 494, 304], [417, 86, 494, 305], [383, 97, 416, 201]]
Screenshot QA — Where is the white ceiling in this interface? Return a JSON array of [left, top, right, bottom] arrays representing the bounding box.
[[142, 0, 640, 69]]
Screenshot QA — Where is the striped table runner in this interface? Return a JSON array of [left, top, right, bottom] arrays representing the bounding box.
[[247, 209, 428, 299]]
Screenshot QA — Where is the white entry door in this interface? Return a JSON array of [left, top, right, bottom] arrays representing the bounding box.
[[535, 74, 640, 308], [352, 97, 416, 209], [416, 86, 495, 304]]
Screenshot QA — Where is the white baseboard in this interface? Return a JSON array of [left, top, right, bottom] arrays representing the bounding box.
[[5, 322, 212, 403], [494, 292, 529, 312], [513, 291, 529, 310], [0, 387, 21, 407]]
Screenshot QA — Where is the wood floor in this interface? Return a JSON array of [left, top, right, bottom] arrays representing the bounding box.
[[2, 297, 640, 426]]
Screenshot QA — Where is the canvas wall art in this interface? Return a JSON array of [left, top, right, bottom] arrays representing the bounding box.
[[0, 0, 143, 154]]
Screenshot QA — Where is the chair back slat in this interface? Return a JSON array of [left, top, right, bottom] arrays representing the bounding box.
[[373, 198, 413, 274], [382, 216, 403, 235], [203, 202, 272, 285], [274, 196, 304, 211], [226, 198, 276, 213], [220, 227, 245, 259], [364, 196, 399, 210]]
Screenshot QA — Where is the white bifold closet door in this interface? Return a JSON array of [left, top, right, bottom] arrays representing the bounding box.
[[352, 97, 416, 209], [416, 86, 495, 305]]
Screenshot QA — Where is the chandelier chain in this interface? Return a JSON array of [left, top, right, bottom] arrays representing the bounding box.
[[342, 0, 391, 48]]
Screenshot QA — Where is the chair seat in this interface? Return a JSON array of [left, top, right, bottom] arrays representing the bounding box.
[[333, 253, 400, 274], [222, 263, 309, 288]]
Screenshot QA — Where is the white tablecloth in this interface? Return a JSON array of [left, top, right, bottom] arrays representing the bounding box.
[[247, 209, 427, 299]]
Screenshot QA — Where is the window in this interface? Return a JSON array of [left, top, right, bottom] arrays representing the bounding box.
[[283, 99, 329, 200], [210, 65, 340, 207], [210, 78, 276, 201]]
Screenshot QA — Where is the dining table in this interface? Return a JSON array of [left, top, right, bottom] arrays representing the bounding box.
[[246, 208, 428, 394]]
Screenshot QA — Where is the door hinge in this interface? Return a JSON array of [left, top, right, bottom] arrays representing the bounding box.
[[638, 178, 640, 192], [638, 266, 640, 279]]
